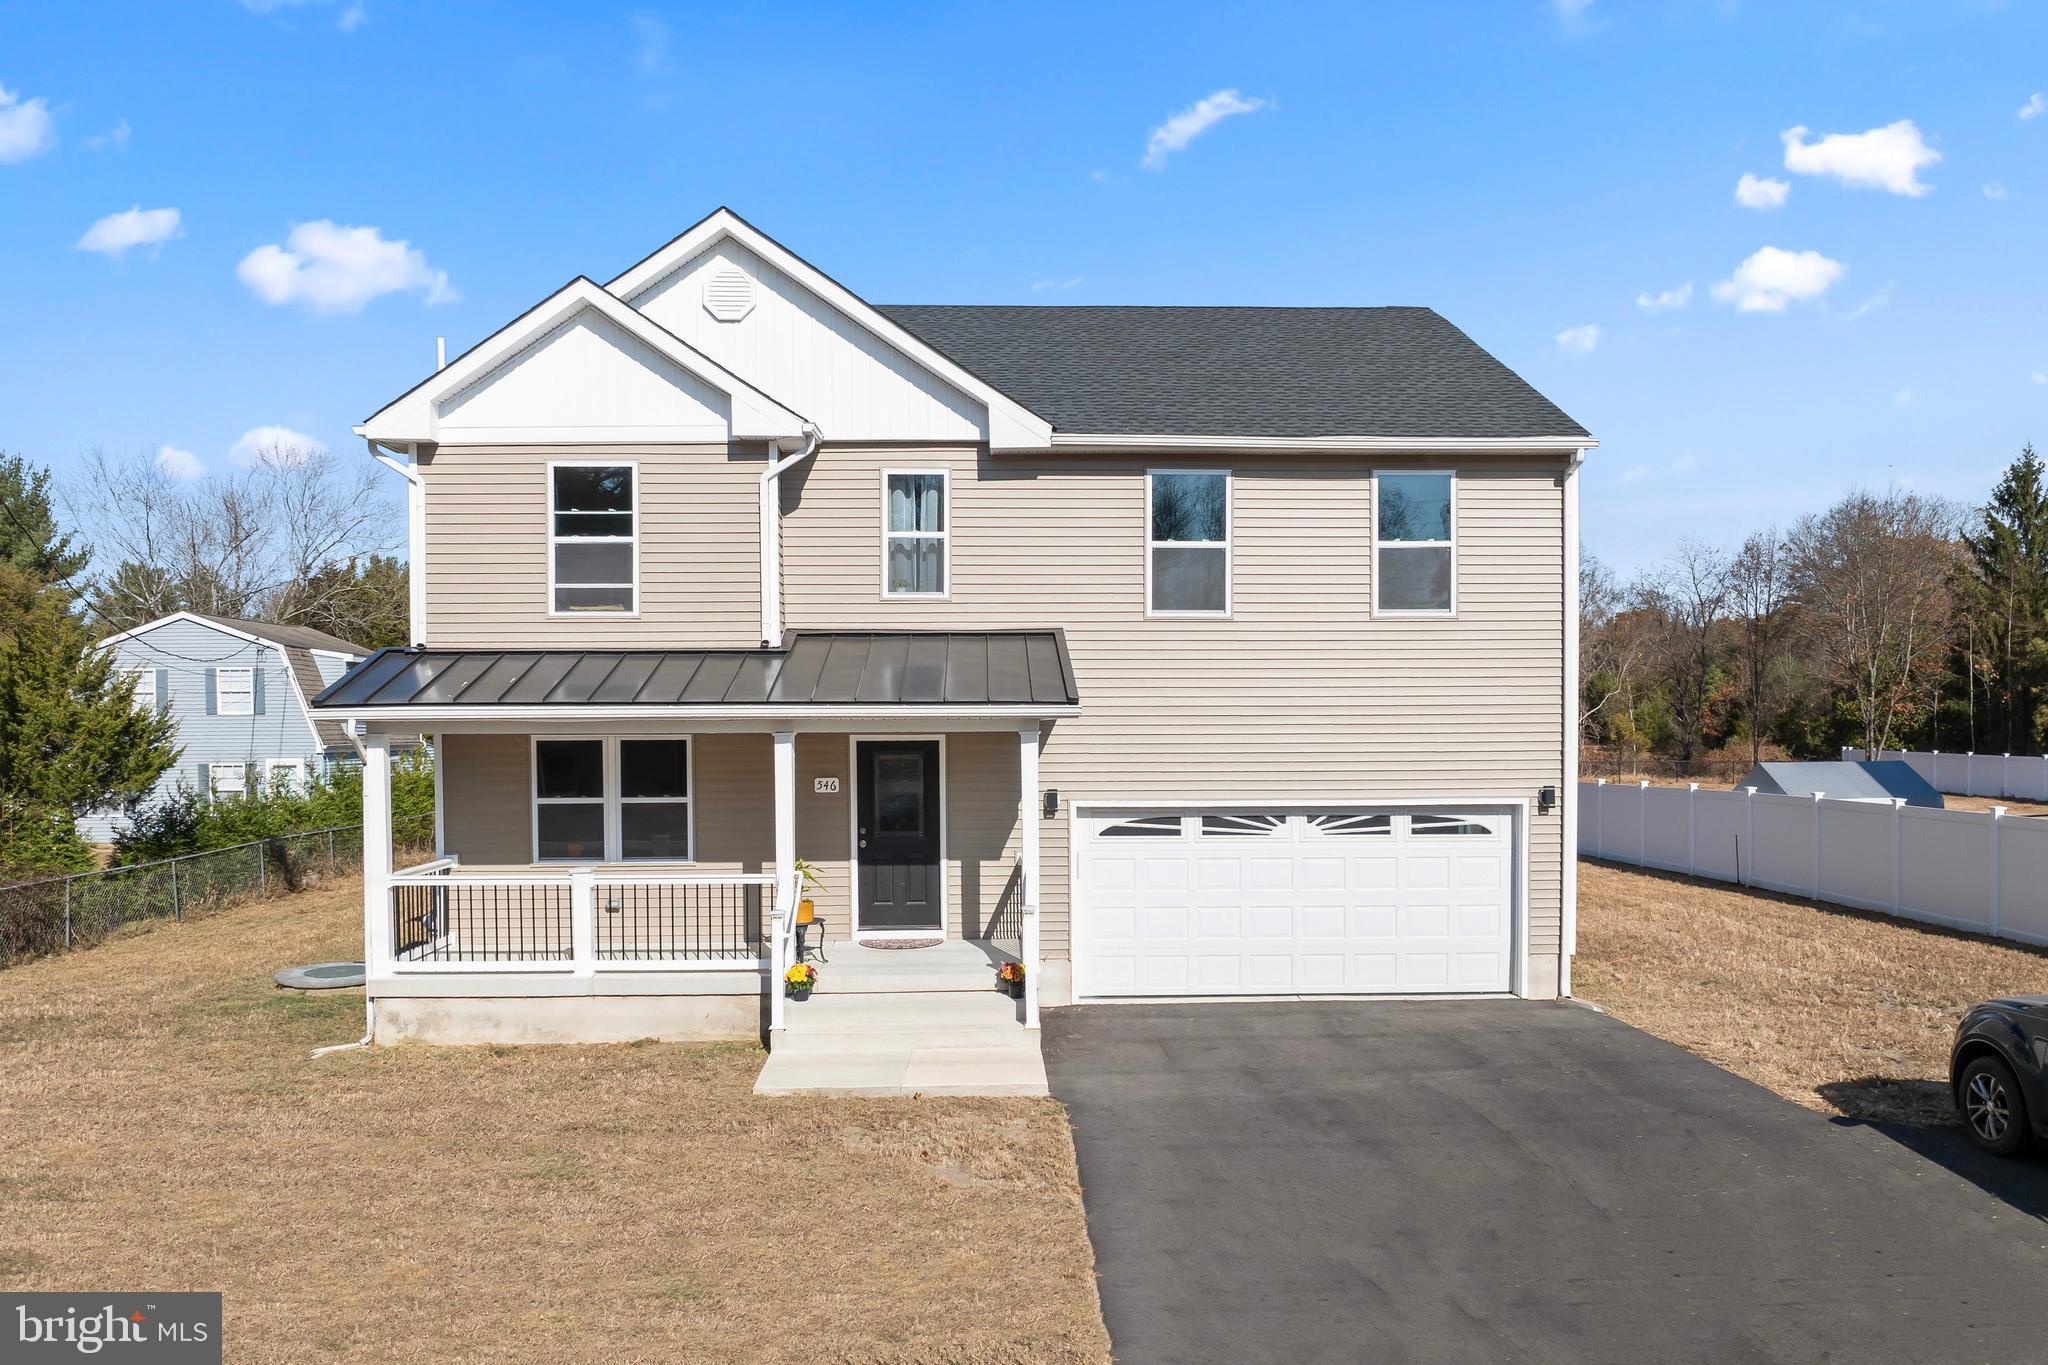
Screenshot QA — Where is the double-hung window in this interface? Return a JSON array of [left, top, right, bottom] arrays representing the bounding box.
[[1374, 471, 1455, 615], [1147, 470, 1230, 615], [883, 470, 947, 596], [533, 737, 691, 862], [129, 668, 156, 712], [216, 666, 255, 716], [209, 763, 248, 798], [550, 463, 637, 614]]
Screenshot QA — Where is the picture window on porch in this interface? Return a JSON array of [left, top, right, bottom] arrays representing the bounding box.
[[550, 463, 637, 613], [883, 470, 947, 596], [533, 736, 692, 863]]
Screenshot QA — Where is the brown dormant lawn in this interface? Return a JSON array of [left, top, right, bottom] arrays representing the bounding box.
[[1576, 858, 2048, 1126], [0, 878, 1108, 1364]]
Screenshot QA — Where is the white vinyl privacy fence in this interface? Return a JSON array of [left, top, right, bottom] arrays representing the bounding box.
[[1579, 780, 2048, 949], [1849, 748, 2048, 803]]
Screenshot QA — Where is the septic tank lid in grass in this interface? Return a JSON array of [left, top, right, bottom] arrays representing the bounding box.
[[274, 962, 366, 990]]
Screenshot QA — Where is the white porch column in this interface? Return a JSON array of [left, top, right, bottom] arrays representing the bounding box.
[[770, 731, 796, 1035], [1018, 725, 1042, 1030], [361, 730, 394, 973]]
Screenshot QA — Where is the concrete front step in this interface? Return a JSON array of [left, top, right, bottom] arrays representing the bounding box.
[[786, 989, 1023, 1030], [814, 964, 998, 994], [772, 1026, 1035, 1057], [753, 1044, 1048, 1097]]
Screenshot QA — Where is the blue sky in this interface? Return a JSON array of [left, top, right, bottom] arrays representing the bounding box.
[[1, 0, 2043, 573]]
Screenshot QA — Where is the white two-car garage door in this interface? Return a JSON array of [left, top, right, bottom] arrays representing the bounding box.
[[1074, 806, 1516, 998]]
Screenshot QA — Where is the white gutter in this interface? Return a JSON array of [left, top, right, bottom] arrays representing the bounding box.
[[323, 702, 1081, 724], [758, 425, 822, 647], [1560, 448, 1586, 998], [365, 438, 426, 647]]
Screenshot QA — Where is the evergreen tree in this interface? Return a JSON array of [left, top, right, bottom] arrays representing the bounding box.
[[0, 453, 88, 585], [1962, 444, 2048, 752], [0, 570, 182, 873]]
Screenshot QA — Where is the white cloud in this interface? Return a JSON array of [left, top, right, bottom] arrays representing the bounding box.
[[629, 13, 671, 74], [338, 1, 366, 31], [1844, 283, 1892, 321], [1553, 0, 1599, 34], [1780, 119, 1940, 197], [76, 205, 183, 259], [229, 425, 327, 470], [1893, 386, 1917, 407], [1984, 181, 2009, 200], [2021, 93, 2045, 121], [1734, 173, 1790, 210], [0, 84, 56, 164], [2034, 372, 2047, 386], [1616, 464, 1650, 485], [1669, 454, 1697, 474], [1636, 282, 1693, 313], [1554, 323, 1601, 354], [1141, 88, 1268, 170], [1711, 246, 1845, 313], [86, 118, 130, 151], [155, 445, 205, 481], [1030, 276, 1083, 293], [237, 220, 456, 314]]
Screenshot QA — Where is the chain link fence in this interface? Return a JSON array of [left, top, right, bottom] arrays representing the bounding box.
[[0, 814, 435, 970]]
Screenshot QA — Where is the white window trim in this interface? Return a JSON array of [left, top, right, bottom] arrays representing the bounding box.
[[216, 666, 256, 717], [266, 758, 306, 792], [129, 668, 156, 712], [1145, 467, 1232, 619], [545, 459, 641, 619], [1371, 468, 1458, 618], [209, 763, 249, 797], [530, 734, 696, 865], [879, 467, 951, 600]]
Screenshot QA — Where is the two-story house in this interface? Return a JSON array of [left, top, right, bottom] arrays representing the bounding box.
[[315, 209, 1592, 1096], [82, 613, 370, 842]]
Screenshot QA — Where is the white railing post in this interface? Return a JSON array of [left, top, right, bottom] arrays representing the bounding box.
[[570, 869, 595, 976], [1891, 799, 1905, 913], [1810, 792, 1824, 897], [1744, 786, 1756, 887], [770, 731, 796, 1037], [1686, 782, 1699, 875], [1594, 779, 1605, 857], [1991, 806, 2006, 934], [361, 731, 394, 974], [1018, 725, 1042, 1030]]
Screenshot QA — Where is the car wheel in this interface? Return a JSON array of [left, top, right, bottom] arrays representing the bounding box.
[[1959, 1055, 2032, 1157]]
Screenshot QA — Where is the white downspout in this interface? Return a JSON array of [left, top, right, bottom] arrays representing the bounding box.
[[366, 438, 426, 648], [314, 719, 375, 1057], [758, 425, 822, 647], [1560, 448, 1585, 999]]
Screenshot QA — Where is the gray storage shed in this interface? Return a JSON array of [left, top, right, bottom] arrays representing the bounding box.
[[1735, 760, 1944, 809]]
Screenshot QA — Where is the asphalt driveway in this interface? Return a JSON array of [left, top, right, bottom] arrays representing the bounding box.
[[1043, 1001, 2048, 1365]]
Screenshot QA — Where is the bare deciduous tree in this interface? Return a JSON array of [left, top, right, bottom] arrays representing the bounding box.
[[1637, 538, 1731, 764], [73, 440, 402, 637], [1787, 489, 1965, 759], [1579, 549, 1651, 740], [1724, 527, 1797, 764]]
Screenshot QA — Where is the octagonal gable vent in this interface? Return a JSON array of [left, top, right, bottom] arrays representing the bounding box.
[[702, 265, 755, 322]]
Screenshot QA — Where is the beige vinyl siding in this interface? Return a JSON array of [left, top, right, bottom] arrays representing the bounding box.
[[420, 443, 764, 649], [779, 446, 1568, 989], [434, 729, 1022, 944]]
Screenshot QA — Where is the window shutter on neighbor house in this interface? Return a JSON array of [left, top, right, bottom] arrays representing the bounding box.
[[195, 761, 210, 795], [204, 668, 217, 716], [154, 668, 170, 714], [253, 666, 267, 715]]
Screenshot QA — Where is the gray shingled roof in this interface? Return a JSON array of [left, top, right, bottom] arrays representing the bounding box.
[[195, 614, 370, 656], [875, 305, 1588, 440], [314, 631, 1079, 710]]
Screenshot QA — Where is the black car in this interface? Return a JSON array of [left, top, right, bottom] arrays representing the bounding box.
[[1951, 996, 2048, 1156]]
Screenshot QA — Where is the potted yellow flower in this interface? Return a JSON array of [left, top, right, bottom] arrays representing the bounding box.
[[784, 962, 818, 1000], [995, 961, 1025, 998]]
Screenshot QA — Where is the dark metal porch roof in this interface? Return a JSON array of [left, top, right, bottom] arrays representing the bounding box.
[[311, 631, 1079, 710]]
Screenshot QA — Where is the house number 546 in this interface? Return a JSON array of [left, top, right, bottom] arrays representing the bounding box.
[[813, 777, 841, 794]]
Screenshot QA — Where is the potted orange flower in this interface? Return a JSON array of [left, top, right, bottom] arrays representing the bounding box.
[[784, 962, 818, 1000], [995, 961, 1025, 998]]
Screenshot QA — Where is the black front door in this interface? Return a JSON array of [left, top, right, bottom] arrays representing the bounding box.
[[856, 740, 942, 931]]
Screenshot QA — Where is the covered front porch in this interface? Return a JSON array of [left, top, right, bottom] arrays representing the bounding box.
[[318, 632, 1077, 1070]]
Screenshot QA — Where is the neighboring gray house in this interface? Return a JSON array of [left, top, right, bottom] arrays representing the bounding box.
[[79, 613, 371, 842], [1736, 759, 1945, 809]]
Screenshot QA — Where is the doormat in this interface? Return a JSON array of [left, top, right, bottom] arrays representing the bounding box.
[[857, 937, 944, 949]]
